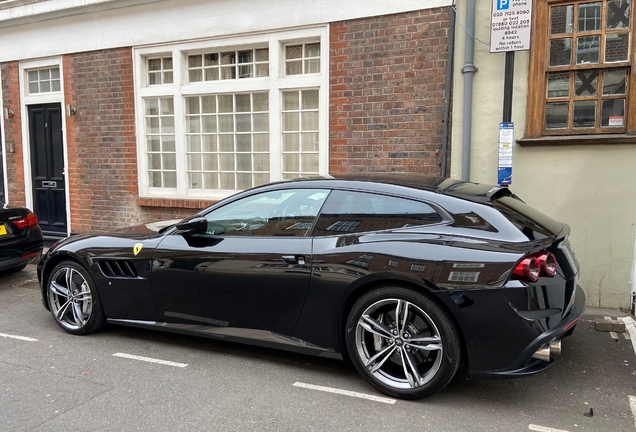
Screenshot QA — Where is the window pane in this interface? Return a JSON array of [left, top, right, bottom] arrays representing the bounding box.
[[163, 172, 176, 188], [161, 98, 174, 114], [219, 135, 234, 151], [602, 68, 627, 94], [605, 33, 630, 62], [578, 2, 602, 32], [284, 153, 300, 171], [161, 117, 175, 134], [202, 115, 217, 133], [220, 154, 235, 170], [238, 50, 253, 63], [39, 69, 49, 80], [51, 80, 61, 92], [221, 52, 235, 64], [301, 112, 319, 130], [286, 45, 303, 60], [163, 71, 173, 84], [549, 38, 572, 66], [162, 137, 175, 152], [146, 117, 160, 133], [201, 96, 216, 113], [205, 53, 219, 66], [547, 72, 570, 97], [203, 135, 217, 152], [237, 173, 252, 190], [254, 173, 269, 186], [255, 48, 269, 61], [302, 90, 319, 109], [186, 97, 199, 115], [607, 0, 631, 29], [186, 117, 200, 133], [573, 100, 596, 128], [283, 133, 300, 151], [218, 95, 233, 113], [283, 112, 300, 131], [149, 171, 162, 187], [253, 134, 269, 152], [203, 154, 218, 170], [205, 69, 219, 81], [188, 154, 202, 170], [283, 91, 300, 110], [28, 82, 38, 93], [145, 98, 159, 115], [204, 173, 219, 189], [253, 153, 269, 171], [148, 153, 161, 169], [218, 114, 234, 132], [305, 43, 320, 57], [28, 70, 38, 81], [163, 58, 173, 69], [253, 93, 269, 111], [236, 154, 252, 171], [574, 69, 598, 96], [301, 153, 319, 173], [601, 99, 625, 126], [305, 59, 320, 73], [163, 153, 176, 170], [236, 134, 251, 152], [576, 35, 600, 64], [188, 55, 202, 68], [189, 172, 202, 189], [253, 113, 269, 132], [149, 59, 162, 71], [189, 70, 203, 82], [545, 102, 569, 128], [286, 61, 302, 75], [147, 136, 160, 152], [51, 68, 60, 79], [302, 132, 319, 151], [40, 81, 50, 92], [236, 94, 251, 112], [187, 135, 201, 152], [220, 173, 235, 190]]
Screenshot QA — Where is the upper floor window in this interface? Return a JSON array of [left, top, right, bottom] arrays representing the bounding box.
[[187, 48, 269, 82], [27, 67, 60, 94], [147, 57, 173, 85], [526, 0, 635, 139], [285, 42, 320, 75]]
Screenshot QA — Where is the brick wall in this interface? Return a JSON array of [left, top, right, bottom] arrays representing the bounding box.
[[329, 8, 450, 175], [1, 61, 26, 206]]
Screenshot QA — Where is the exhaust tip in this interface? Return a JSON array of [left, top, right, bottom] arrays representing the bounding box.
[[532, 345, 551, 362], [550, 339, 562, 355]]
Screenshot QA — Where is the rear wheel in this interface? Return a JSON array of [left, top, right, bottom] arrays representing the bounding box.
[[346, 286, 461, 399], [46, 261, 106, 335]]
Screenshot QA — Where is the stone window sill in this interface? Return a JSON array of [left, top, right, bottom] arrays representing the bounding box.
[[136, 197, 217, 209], [518, 134, 636, 146]]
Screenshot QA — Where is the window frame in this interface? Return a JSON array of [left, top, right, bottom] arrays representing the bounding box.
[[524, 0, 636, 143], [133, 27, 329, 201]]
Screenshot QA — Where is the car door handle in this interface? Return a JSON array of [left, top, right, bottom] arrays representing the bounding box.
[[282, 255, 305, 265]]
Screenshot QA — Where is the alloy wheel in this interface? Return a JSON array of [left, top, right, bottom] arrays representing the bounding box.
[[48, 266, 94, 331]]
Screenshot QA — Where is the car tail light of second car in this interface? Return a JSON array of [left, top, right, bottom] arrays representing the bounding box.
[[513, 251, 557, 282], [12, 212, 39, 230]]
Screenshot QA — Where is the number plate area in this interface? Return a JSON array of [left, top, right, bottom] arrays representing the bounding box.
[[0, 224, 6, 236]]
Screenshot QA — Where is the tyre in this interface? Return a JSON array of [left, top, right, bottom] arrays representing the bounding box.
[[46, 261, 106, 335], [346, 286, 461, 399]]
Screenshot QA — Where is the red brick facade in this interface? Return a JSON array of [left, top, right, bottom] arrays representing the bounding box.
[[1, 7, 451, 234], [329, 8, 449, 175]]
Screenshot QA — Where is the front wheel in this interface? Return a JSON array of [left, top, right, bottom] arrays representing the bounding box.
[[46, 261, 106, 335], [346, 286, 461, 399]]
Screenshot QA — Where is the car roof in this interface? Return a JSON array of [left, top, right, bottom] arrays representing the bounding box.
[[264, 174, 512, 204]]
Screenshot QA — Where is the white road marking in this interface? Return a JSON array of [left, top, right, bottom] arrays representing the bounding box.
[[621, 317, 636, 356], [604, 316, 612, 321], [0, 332, 37, 342], [610, 331, 619, 340], [113, 353, 188, 368], [293, 382, 396, 404], [529, 425, 569, 432], [629, 395, 636, 430]]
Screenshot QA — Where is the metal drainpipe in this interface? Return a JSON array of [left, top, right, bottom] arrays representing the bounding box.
[[461, 0, 477, 181], [440, 6, 456, 178]]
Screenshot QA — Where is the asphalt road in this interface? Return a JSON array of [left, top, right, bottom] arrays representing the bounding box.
[[1, 265, 635, 432]]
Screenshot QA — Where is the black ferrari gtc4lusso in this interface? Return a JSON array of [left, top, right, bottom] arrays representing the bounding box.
[[37, 176, 584, 399]]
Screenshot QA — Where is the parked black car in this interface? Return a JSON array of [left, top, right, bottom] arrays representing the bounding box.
[[0, 204, 43, 273], [37, 176, 584, 399]]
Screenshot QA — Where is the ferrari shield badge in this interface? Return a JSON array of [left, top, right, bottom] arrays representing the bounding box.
[[133, 243, 143, 256]]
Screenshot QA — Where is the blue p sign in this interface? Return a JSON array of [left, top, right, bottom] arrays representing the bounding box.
[[497, 0, 510, 10]]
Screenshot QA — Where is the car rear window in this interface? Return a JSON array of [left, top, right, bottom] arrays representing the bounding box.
[[313, 190, 442, 236], [492, 196, 564, 238]]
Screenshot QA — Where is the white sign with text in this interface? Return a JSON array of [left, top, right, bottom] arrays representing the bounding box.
[[490, 0, 532, 53]]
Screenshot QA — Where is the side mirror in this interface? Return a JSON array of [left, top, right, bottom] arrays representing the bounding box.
[[175, 216, 208, 235]]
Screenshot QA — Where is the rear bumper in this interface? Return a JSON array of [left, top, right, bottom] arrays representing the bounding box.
[[470, 285, 586, 380]]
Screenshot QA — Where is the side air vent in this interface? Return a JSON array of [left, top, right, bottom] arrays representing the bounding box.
[[98, 260, 138, 278]]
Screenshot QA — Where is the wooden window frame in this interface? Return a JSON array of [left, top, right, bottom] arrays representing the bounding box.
[[523, 0, 636, 145]]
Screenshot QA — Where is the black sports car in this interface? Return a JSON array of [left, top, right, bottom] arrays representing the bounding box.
[[0, 204, 43, 272], [37, 176, 584, 399]]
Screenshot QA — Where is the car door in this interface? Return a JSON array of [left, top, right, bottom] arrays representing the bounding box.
[[151, 188, 329, 335]]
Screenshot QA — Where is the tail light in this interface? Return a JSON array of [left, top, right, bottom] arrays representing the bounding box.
[[512, 251, 557, 282], [12, 212, 39, 229]]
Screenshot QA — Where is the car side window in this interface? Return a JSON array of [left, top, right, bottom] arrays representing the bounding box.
[[312, 190, 442, 236], [203, 189, 329, 237]]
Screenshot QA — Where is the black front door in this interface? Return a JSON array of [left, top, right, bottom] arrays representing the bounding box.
[[29, 104, 67, 236]]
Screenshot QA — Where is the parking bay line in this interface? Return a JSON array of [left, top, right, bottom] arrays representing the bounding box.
[[529, 425, 569, 432], [113, 353, 188, 368], [0, 332, 37, 342], [293, 382, 396, 404], [630, 396, 636, 429]]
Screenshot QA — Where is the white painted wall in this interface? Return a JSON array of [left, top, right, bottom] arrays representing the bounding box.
[[451, 1, 636, 308], [0, 0, 452, 62]]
